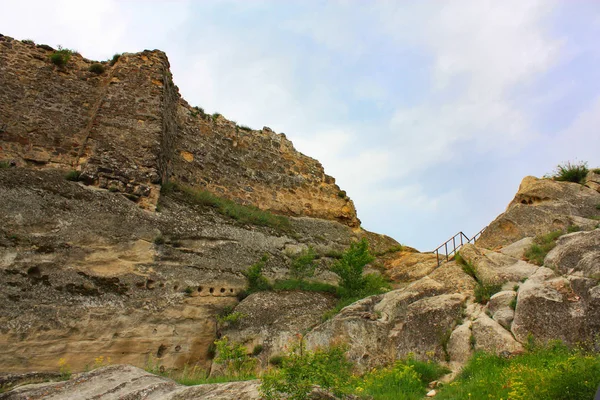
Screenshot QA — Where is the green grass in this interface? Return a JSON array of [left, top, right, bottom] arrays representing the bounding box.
[[596, 203, 600, 210], [163, 182, 290, 231], [592, 168, 600, 174], [436, 342, 600, 400], [147, 361, 255, 386], [109, 53, 121, 66], [551, 160, 589, 184], [567, 225, 581, 233], [455, 252, 477, 280], [212, 112, 222, 119], [356, 358, 450, 400], [524, 230, 563, 266], [238, 125, 252, 131], [474, 281, 502, 304], [65, 170, 80, 181], [0, 161, 10, 169]]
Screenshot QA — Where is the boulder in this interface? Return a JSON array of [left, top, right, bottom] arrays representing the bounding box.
[[585, 170, 600, 193], [544, 230, 600, 278], [446, 321, 472, 364], [1, 364, 261, 399], [459, 244, 538, 284], [499, 237, 534, 259], [488, 291, 516, 314], [472, 314, 523, 355], [511, 267, 600, 345], [382, 251, 440, 282], [477, 176, 600, 249]]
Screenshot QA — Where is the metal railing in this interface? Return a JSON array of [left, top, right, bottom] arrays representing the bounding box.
[[432, 227, 487, 267]]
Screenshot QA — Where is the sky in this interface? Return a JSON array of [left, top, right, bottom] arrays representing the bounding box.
[[2, 0, 599, 251]]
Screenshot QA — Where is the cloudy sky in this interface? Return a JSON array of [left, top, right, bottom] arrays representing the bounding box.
[[2, 0, 599, 250]]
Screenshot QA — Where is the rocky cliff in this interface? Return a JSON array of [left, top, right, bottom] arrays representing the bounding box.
[[0, 34, 395, 374], [0, 34, 358, 225]]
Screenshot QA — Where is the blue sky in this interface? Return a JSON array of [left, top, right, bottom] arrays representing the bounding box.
[[2, 0, 599, 250]]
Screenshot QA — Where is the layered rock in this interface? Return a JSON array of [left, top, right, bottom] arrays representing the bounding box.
[[0, 34, 358, 225]]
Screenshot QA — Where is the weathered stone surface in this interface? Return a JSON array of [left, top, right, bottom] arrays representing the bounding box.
[[499, 237, 534, 259], [0, 168, 387, 373], [585, 170, 600, 193], [382, 251, 440, 282], [0, 36, 359, 224], [459, 244, 538, 285], [217, 291, 337, 370], [488, 291, 517, 314], [545, 229, 600, 278], [477, 176, 600, 249], [472, 314, 523, 355], [493, 308, 515, 331], [446, 322, 472, 364], [1, 364, 262, 399], [512, 267, 600, 345]]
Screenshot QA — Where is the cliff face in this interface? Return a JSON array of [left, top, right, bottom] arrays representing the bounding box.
[[0, 34, 358, 226]]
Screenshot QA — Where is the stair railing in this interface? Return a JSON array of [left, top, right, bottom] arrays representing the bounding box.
[[433, 227, 487, 267]]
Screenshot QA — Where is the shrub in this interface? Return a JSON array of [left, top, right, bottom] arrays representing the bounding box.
[[89, 63, 105, 74], [58, 358, 71, 380], [245, 255, 272, 293], [524, 230, 563, 266], [474, 281, 502, 304], [0, 161, 11, 169], [252, 344, 263, 356], [212, 112, 222, 119], [509, 297, 517, 310], [567, 225, 581, 233], [593, 168, 600, 174], [269, 355, 284, 366], [238, 125, 252, 131], [455, 252, 477, 280], [49, 46, 73, 67], [337, 190, 347, 199], [65, 170, 80, 181], [330, 238, 375, 298], [260, 339, 353, 400], [436, 342, 600, 400], [184, 286, 194, 295], [109, 53, 121, 66], [213, 337, 256, 377], [153, 234, 165, 245], [596, 203, 600, 210], [216, 306, 245, 326], [551, 161, 589, 183], [290, 246, 317, 280]]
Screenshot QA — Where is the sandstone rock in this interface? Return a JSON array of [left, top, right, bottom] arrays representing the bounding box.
[[477, 176, 600, 249], [512, 267, 599, 345], [382, 251, 440, 282], [217, 290, 337, 370], [544, 229, 600, 278], [488, 291, 516, 314], [493, 309, 515, 331], [446, 322, 472, 364], [585, 170, 600, 193], [472, 314, 523, 355], [459, 244, 538, 285], [499, 237, 534, 259], [1, 364, 261, 399]]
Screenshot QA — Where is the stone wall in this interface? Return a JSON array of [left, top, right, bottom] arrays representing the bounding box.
[[0, 34, 359, 225]]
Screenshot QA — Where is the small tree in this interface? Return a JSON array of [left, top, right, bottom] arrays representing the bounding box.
[[245, 254, 271, 293], [330, 238, 375, 298], [213, 336, 256, 377], [290, 246, 317, 280]]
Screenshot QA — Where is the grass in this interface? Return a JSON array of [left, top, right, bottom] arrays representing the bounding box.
[[163, 182, 290, 231], [550, 160, 589, 184], [238, 125, 252, 131], [566, 225, 581, 233], [89, 63, 105, 74], [146, 360, 255, 386], [356, 357, 450, 400], [524, 230, 563, 266], [212, 112, 222, 119], [436, 341, 600, 400], [596, 203, 600, 210], [455, 252, 500, 304], [0, 161, 10, 169], [455, 252, 477, 280], [592, 168, 600, 174], [109, 53, 121, 66]]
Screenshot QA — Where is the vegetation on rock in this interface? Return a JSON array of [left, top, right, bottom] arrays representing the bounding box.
[[289, 246, 317, 280], [549, 160, 589, 183], [213, 336, 257, 378], [49, 46, 73, 67], [88, 63, 105, 74], [455, 252, 501, 304], [524, 230, 563, 266]]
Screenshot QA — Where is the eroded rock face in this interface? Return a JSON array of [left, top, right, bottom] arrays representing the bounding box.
[[477, 176, 600, 249], [0, 168, 390, 373], [459, 244, 538, 285], [0, 35, 358, 225], [544, 230, 600, 278]]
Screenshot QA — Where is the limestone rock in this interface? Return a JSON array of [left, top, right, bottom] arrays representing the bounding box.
[[488, 291, 516, 314], [446, 322, 472, 364], [585, 170, 600, 193], [459, 244, 538, 285], [477, 176, 600, 249], [544, 229, 600, 278], [499, 237, 534, 259], [1, 364, 261, 399], [382, 251, 440, 282]]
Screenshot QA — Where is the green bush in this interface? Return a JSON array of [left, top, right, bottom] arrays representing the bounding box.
[[65, 170, 80, 181], [260, 340, 353, 400], [216, 311, 245, 326], [436, 342, 600, 400], [252, 344, 263, 356], [455, 252, 477, 280], [212, 112, 222, 119], [245, 255, 272, 294], [0, 161, 11, 169], [567, 225, 581, 233], [524, 230, 563, 266], [290, 246, 317, 280], [49, 46, 73, 67], [89, 63, 105, 74], [551, 161, 589, 183], [330, 238, 375, 298], [213, 337, 257, 378], [238, 125, 252, 131]]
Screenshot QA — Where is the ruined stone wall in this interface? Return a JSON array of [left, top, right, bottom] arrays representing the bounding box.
[[0, 33, 359, 225]]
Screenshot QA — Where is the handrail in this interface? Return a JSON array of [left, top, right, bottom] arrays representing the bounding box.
[[433, 226, 487, 267]]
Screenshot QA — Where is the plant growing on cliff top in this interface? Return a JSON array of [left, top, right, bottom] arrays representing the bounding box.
[[89, 63, 105, 74], [49, 46, 73, 67], [109, 53, 121, 66], [550, 160, 589, 184]]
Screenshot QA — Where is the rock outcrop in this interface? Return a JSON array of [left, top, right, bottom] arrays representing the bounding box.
[[0, 34, 358, 225]]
